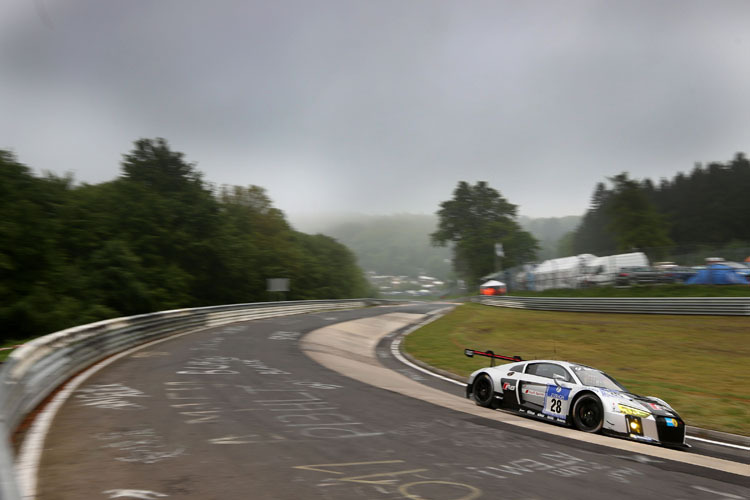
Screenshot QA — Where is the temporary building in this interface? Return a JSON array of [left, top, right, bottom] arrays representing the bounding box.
[[532, 254, 597, 291], [685, 263, 749, 285], [584, 252, 650, 286]]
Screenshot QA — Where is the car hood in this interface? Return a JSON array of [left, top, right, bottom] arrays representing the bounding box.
[[597, 389, 678, 417]]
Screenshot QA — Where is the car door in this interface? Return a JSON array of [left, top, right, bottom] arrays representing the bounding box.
[[519, 363, 574, 418], [518, 362, 555, 409]]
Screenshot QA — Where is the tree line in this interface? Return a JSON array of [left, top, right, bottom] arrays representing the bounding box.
[[568, 152, 750, 260], [0, 138, 372, 342], [431, 153, 749, 287]]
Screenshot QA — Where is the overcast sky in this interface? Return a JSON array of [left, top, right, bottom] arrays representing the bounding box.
[[2, 1, 749, 220]]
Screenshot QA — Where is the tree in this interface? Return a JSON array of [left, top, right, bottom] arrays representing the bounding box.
[[572, 182, 617, 255], [556, 231, 576, 257], [606, 173, 673, 255], [118, 138, 222, 305], [121, 138, 205, 193], [431, 181, 538, 286], [0, 140, 376, 340]]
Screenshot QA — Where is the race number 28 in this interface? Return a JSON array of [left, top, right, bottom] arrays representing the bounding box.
[[548, 398, 563, 414]]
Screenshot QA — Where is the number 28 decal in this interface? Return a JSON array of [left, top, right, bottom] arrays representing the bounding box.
[[548, 398, 563, 414]]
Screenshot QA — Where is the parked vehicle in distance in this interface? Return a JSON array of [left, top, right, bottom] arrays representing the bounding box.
[[614, 266, 661, 286], [465, 349, 687, 447], [659, 266, 697, 283]]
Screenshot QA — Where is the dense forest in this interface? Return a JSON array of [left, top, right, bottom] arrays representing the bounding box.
[[0, 139, 372, 342], [570, 153, 750, 262]]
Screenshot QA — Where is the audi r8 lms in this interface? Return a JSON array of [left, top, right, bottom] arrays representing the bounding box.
[[464, 349, 687, 447]]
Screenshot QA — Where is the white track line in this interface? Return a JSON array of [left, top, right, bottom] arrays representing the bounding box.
[[389, 312, 750, 453], [686, 436, 750, 451], [391, 337, 463, 386], [389, 307, 463, 387]]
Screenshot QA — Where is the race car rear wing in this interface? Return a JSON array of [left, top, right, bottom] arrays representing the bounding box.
[[464, 348, 523, 367]]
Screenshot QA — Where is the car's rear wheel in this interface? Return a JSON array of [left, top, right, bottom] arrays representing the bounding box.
[[572, 394, 603, 433], [472, 373, 494, 408]]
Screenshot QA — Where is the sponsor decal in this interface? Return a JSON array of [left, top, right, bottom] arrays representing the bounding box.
[[502, 382, 516, 391], [523, 389, 544, 397], [543, 384, 572, 417], [665, 418, 679, 427], [646, 402, 664, 411], [546, 385, 571, 400]]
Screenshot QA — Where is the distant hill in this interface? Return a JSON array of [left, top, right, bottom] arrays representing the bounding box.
[[290, 212, 583, 278], [518, 215, 582, 260], [290, 213, 452, 279]]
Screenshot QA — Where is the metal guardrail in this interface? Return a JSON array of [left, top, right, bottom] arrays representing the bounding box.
[[0, 299, 378, 500], [474, 295, 750, 315]]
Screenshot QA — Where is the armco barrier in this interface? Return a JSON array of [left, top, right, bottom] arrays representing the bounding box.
[[0, 299, 376, 499], [474, 295, 750, 315]]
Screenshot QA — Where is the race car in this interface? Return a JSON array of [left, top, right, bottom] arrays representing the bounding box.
[[464, 349, 687, 447]]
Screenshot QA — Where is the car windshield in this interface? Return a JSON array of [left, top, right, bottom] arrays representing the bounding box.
[[570, 365, 626, 391]]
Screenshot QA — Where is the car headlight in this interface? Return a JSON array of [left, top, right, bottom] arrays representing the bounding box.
[[617, 404, 651, 418]]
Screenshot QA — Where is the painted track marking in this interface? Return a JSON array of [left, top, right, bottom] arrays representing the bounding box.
[[17, 327, 210, 499]]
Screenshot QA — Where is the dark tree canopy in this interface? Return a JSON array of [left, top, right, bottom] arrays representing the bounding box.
[[431, 181, 538, 286], [573, 153, 750, 260], [0, 139, 373, 342], [121, 138, 205, 193], [606, 173, 673, 254]]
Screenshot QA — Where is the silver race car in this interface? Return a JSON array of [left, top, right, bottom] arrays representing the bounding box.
[[464, 349, 687, 447]]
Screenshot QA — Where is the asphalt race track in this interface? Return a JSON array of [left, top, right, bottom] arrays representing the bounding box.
[[31, 303, 749, 500]]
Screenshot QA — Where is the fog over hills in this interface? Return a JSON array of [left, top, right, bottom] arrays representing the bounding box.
[[290, 213, 452, 279], [518, 215, 582, 260], [289, 213, 582, 279]]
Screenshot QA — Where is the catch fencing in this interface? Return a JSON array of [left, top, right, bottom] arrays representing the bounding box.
[[0, 299, 377, 500], [475, 295, 750, 315]]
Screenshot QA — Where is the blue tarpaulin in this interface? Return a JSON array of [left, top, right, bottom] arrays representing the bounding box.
[[685, 264, 749, 285]]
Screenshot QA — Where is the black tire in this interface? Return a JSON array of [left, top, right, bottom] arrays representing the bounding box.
[[571, 394, 604, 433], [472, 373, 495, 408]]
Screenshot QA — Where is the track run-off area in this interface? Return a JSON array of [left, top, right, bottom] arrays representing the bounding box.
[[24, 303, 749, 500]]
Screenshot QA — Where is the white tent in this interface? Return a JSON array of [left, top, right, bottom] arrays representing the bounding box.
[[480, 280, 505, 288], [480, 280, 507, 295], [533, 254, 597, 291]]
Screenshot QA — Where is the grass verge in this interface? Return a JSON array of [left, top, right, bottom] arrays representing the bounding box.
[[510, 284, 750, 297], [0, 337, 37, 362], [403, 303, 749, 436]]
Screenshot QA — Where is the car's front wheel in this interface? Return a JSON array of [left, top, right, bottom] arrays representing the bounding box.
[[572, 394, 603, 432], [472, 373, 495, 408]]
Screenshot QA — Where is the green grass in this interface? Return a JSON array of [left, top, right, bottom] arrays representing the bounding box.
[[510, 284, 750, 297], [0, 337, 36, 362], [403, 303, 750, 436]]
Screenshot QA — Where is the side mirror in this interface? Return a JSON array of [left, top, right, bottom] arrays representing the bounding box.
[[553, 374, 566, 386]]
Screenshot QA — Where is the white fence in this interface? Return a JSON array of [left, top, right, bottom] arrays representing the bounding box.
[[0, 299, 376, 500]]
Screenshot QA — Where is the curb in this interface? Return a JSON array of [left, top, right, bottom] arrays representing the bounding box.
[[399, 338, 750, 449]]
